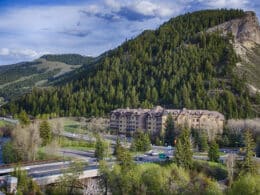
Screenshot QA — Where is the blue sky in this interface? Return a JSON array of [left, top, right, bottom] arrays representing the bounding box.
[[0, 0, 259, 65]]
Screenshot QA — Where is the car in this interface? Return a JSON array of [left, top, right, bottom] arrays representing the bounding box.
[[151, 152, 159, 156], [159, 153, 170, 160], [134, 156, 143, 161]]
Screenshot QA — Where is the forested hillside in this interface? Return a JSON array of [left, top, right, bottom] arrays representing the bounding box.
[[2, 9, 260, 119], [0, 54, 93, 102]]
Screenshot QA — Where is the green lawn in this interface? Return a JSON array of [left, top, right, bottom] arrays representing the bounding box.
[[59, 137, 95, 150], [63, 118, 86, 134], [194, 152, 226, 156]]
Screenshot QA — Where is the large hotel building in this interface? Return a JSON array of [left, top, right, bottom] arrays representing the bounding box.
[[110, 106, 224, 139]]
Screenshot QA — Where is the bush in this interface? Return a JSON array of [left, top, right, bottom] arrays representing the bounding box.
[[228, 174, 260, 195], [2, 141, 21, 163], [193, 160, 227, 180]]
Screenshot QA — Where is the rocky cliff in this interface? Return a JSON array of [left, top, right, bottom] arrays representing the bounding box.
[[208, 11, 260, 92], [207, 11, 260, 51]]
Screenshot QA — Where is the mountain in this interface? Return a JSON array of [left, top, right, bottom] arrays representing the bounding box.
[[1, 9, 260, 119], [0, 54, 93, 103]]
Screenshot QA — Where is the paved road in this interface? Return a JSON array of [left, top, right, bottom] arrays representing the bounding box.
[[61, 132, 95, 142], [29, 164, 98, 178], [59, 148, 96, 162], [0, 117, 19, 124]]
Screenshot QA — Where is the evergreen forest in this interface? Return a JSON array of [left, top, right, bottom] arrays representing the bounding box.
[[1, 9, 259, 119]]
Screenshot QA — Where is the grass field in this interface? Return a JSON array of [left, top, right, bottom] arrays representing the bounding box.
[[194, 152, 226, 156], [51, 117, 109, 134], [59, 137, 95, 150], [50, 117, 87, 134], [63, 118, 83, 133]]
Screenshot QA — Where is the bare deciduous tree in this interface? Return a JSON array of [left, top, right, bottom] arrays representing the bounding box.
[[52, 119, 64, 135], [12, 122, 41, 161]]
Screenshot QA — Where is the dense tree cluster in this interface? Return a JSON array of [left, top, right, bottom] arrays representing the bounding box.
[[11, 167, 42, 195], [1, 9, 258, 119], [99, 162, 224, 195]]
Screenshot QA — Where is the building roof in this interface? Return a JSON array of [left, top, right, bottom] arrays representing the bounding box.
[[111, 106, 225, 120]]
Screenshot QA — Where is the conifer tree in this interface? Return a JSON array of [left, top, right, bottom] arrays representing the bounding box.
[[164, 114, 175, 146], [241, 129, 256, 174], [198, 132, 208, 152], [131, 130, 151, 152], [95, 136, 107, 160], [174, 127, 193, 169], [116, 146, 133, 170], [208, 141, 219, 162], [39, 120, 52, 146], [113, 137, 123, 156]]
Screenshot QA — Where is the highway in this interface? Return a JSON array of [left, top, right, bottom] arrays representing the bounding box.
[[59, 148, 95, 160], [0, 130, 254, 185], [0, 160, 99, 186], [29, 164, 98, 178]]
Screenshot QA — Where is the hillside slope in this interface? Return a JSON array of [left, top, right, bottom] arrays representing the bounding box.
[[0, 54, 93, 103], [207, 11, 260, 92], [1, 9, 259, 119]]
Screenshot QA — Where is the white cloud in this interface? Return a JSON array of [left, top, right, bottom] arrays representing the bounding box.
[[0, 0, 184, 65], [0, 48, 10, 56], [130, 1, 158, 16], [105, 0, 122, 11], [0, 48, 38, 58], [0, 0, 258, 65], [128, 1, 175, 18]]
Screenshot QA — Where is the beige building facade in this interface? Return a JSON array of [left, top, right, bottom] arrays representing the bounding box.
[[110, 106, 225, 138]]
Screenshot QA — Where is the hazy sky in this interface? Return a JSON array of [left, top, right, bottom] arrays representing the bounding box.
[[0, 0, 259, 65]]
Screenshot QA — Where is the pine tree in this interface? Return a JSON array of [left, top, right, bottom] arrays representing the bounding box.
[[241, 129, 256, 174], [131, 130, 151, 152], [39, 120, 52, 146], [198, 132, 208, 152], [174, 127, 193, 169], [208, 141, 219, 162], [95, 136, 107, 160], [113, 137, 122, 156], [116, 146, 133, 170], [164, 114, 175, 146]]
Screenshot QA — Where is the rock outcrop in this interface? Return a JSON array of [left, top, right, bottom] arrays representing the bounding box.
[[207, 11, 260, 49], [207, 11, 260, 93]]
